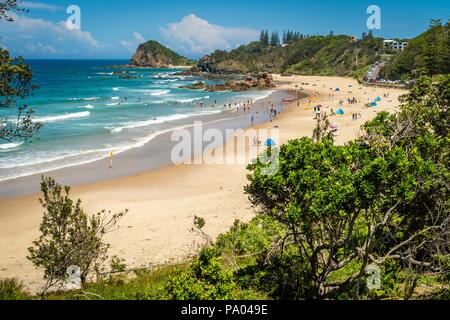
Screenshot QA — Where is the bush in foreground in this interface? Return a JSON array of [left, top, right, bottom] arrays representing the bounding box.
[[0, 278, 29, 300], [28, 176, 127, 295]]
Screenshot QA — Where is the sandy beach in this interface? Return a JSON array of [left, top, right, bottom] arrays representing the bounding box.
[[0, 75, 407, 293]]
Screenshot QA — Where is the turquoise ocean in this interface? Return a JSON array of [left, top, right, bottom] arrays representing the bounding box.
[[0, 60, 273, 182]]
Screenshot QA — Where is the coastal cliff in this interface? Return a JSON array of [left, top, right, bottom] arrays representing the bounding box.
[[130, 40, 194, 68]]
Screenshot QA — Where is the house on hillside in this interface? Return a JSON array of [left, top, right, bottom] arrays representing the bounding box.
[[383, 40, 408, 51]]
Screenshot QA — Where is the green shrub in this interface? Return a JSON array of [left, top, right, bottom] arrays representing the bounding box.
[[216, 216, 285, 256], [0, 278, 29, 300], [235, 249, 314, 300], [365, 260, 401, 300], [242, 76, 450, 299], [45, 265, 184, 300], [110, 256, 127, 274], [158, 248, 264, 300], [27, 176, 127, 295]]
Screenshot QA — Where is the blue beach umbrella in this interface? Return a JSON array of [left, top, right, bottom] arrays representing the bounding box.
[[375, 97, 382, 102], [369, 102, 378, 107], [265, 139, 277, 147], [336, 109, 345, 115]]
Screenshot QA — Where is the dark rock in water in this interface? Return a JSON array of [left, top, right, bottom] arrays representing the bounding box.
[[180, 72, 275, 92], [181, 82, 207, 90]]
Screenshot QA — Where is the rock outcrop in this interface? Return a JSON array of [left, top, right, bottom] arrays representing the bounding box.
[[180, 72, 275, 92], [185, 54, 248, 75], [129, 40, 193, 68]]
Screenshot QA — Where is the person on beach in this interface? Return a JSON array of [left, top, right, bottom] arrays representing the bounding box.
[[108, 151, 113, 169]]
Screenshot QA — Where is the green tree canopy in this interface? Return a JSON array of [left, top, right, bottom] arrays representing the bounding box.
[[243, 75, 450, 299]]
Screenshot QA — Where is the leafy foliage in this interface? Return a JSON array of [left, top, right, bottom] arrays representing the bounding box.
[[241, 75, 450, 299], [0, 278, 29, 300], [0, 0, 28, 22], [195, 35, 383, 77], [27, 176, 127, 295], [216, 216, 285, 257], [110, 256, 127, 274], [0, 3, 40, 143], [43, 265, 185, 300], [159, 247, 264, 300], [0, 48, 41, 142]]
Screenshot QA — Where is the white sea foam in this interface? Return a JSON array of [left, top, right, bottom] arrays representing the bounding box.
[[0, 149, 106, 169], [176, 96, 210, 103], [153, 72, 177, 79], [113, 87, 119, 91], [156, 79, 178, 84], [106, 102, 119, 106], [252, 91, 275, 102], [68, 97, 99, 101], [110, 110, 221, 133], [0, 110, 229, 182], [148, 89, 171, 96], [83, 104, 95, 109], [34, 111, 91, 123], [149, 100, 167, 104], [111, 114, 192, 133], [111, 97, 120, 100], [0, 142, 23, 150]]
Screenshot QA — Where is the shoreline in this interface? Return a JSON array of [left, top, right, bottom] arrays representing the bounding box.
[[0, 89, 296, 199], [0, 75, 407, 293]]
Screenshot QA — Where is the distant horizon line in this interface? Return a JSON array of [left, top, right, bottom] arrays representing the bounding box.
[[24, 58, 131, 61], [21, 57, 202, 61]]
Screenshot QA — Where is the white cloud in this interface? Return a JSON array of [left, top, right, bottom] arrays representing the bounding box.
[[160, 14, 259, 56], [20, 1, 62, 12], [119, 32, 146, 53], [0, 12, 104, 57], [133, 32, 146, 44], [24, 42, 57, 54]]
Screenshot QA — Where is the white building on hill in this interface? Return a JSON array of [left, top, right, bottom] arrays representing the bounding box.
[[383, 40, 408, 51]]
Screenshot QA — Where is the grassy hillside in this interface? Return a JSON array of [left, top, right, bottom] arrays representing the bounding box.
[[194, 35, 385, 78], [381, 20, 450, 80]]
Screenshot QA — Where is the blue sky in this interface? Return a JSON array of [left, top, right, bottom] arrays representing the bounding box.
[[0, 0, 448, 59]]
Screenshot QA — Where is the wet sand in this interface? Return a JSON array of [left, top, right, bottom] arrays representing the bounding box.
[[0, 90, 295, 199]]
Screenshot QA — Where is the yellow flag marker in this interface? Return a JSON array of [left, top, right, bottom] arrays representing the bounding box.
[[108, 152, 113, 168]]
